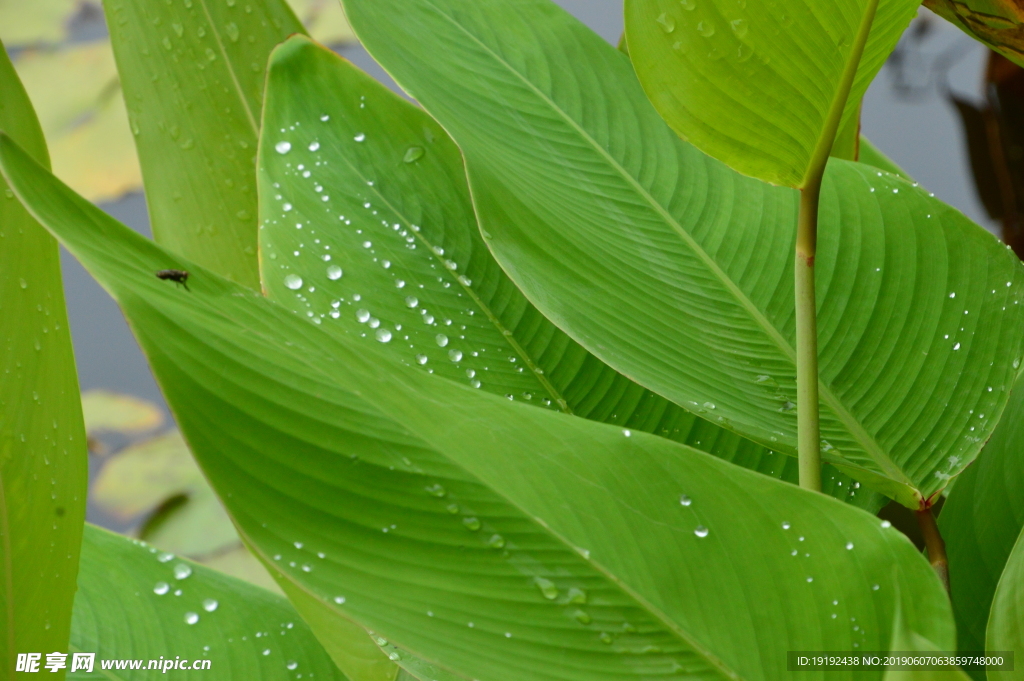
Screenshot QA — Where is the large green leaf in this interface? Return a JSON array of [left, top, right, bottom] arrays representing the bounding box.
[[256, 36, 878, 510], [986, 527, 1024, 680], [100, 0, 305, 287], [70, 524, 350, 680], [939, 371, 1024, 666], [623, 0, 920, 187], [342, 0, 1024, 508], [1, 133, 956, 681], [0, 40, 86, 679], [882, 595, 974, 681]]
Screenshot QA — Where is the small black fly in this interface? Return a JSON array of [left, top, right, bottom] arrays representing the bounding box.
[[155, 269, 190, 291]]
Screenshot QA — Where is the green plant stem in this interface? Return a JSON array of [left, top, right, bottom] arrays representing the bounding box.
[[916, 507, 950, 592], [793, 0, 880, 494], [796, 178, 823, 492]]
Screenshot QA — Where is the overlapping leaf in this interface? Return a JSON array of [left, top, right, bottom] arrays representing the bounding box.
[[256, 37, 877, 509], [1, 133, 955, 681], [0, 41, 86, 678], [986, 527, 1024, 680], [939, 371, 1024, 667], [623, 0, 921, 186], [882, 598, 973, 681], [100, 0, 305, 287], [12, 41, 141, 203], [343, 0, 1024, 507], [70, 524, 349, 681]]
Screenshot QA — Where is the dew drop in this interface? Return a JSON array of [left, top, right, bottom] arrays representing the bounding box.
[[845, 542, 854, 550], [656, 12, 676, 32], [534, 577, 559, 600], [287, 661, 298, 671], [488, 534, 506, 548], [679, 495, 692, 507], [462, 517, 481, 531], [730, 18, 748, 37], [448, 349, 463, 361], [375, 329, 393, 343], [356, 309, 371, 323], [275, 141, 291, 154], [436, 334, 449, 347], [154, 581, 170, 595], [416, 354, 428, 365], [574, 609, 593, 625], [697, 20, 715, 37], [405, 296, 419, 308], [184, 612, 200, 625], [694, 525, 709, 538], [782, 522, 791, 530], [404, 146, 424, 163], [326, 265, 343, 280], [173, 564, 193, 580], [203, 598, 219, 612], [334, 596, 346, 604], [309, 141, 320, 152], [425, 483, 446, 497], [284, 274, 303, 290], [354, 133, 366, 142]]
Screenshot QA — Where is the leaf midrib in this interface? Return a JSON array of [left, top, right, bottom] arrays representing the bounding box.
[[413, 0, 911, 489], [197, 0, 259, 135], [268, 119, 573, 414]]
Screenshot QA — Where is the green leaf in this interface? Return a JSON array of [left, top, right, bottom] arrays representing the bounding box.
[[0, 39, 86, 678], [100, 0, 305, 287], [12, 41, 142, 204], [938, 371, 1024, 663], [986, 526, 1024, 680], [70, 524, 350, 680], [257, 36, 880, 510], [623, 0, 921, 188], [882, 594, 973, 681], [859, 137, 912, 181], [0, 133, 956, 681], [342, 0, 1024, 507]]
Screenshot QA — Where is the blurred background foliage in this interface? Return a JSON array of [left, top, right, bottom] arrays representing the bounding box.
[[0, 1, 355, 592], [0, 0, 354, 203], [82, 389, 283, 594]]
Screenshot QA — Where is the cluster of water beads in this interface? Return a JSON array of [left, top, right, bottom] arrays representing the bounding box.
[[266, 132, 572, 403]]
